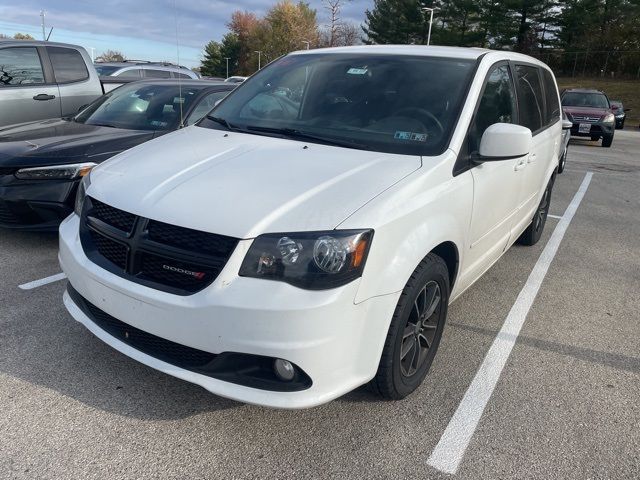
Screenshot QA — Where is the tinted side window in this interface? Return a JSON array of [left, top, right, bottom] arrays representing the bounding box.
[[542, 69, 560, 125], [469, 64, 516, 152], [116, 69, 142, 79], [47, 47, 89, 83], [175, 72, 192, 79], [515, 65, 544, 132], [0, 47, 45, 86], [144, 69, 171, 78], [187, 91, 229, 125]]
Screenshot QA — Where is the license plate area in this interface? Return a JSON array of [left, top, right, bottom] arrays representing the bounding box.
[[578, 123, 591, 134]]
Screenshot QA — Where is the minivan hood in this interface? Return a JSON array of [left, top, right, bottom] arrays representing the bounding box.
[[89, 126, 421, 238]]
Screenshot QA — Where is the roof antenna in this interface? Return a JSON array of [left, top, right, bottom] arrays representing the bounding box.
[[173, 0, 184, 128]]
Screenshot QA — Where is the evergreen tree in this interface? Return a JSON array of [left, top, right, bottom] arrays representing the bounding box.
[[200, 40, 223, 77]]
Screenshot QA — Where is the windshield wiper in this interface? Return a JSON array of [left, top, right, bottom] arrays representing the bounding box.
[[244, 126, 370, 150], [206, 115, 237, 131]]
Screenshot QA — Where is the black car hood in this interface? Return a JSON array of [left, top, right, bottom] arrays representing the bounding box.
[[0, 118, 158, 168]]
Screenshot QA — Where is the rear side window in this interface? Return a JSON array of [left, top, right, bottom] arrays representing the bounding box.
[[47, 47, 89, 83], [515, 65, 544, 132], [174, 72, 192, 79], [144, 69, 171, 78], [469, 64, 517, 152], [541, 69, 560, 125], [0, 47, 45, 85]]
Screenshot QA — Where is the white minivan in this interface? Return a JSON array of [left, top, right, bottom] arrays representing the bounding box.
[[59, 46, 564, 408]]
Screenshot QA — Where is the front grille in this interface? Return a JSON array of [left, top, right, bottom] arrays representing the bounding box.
[[80, 197, 239, 295], [68, 285, 217, 368], [91, 198, 136, 233], [572, 115, 601, 123]]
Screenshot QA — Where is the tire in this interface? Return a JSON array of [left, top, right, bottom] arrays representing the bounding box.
[[621, 119, 625, 129], [370, 253, 449, 400], [558, 147, 567, 174], [590, 135, 600, 141], [517, 175, 554, 246], [602, 134, 613, 148]]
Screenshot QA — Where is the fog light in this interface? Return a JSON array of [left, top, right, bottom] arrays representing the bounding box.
[[273, 358, 295, 381]]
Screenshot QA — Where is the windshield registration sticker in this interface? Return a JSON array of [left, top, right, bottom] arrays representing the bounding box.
[[347, 67, 368, 75], [395, 131, 428, 142]]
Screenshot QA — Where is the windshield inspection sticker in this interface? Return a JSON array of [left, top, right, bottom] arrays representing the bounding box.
[[347, 67, 368, 75], [394, 131, 428, 142]]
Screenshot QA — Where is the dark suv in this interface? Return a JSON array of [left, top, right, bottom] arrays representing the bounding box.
[[561, 88, 615, 147], [610, 100, 630, 129]]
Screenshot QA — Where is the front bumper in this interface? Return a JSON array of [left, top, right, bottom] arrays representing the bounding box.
[[0, 175, 77, 230], [59, 214, 399, 408], [569, 122, 614, 138]]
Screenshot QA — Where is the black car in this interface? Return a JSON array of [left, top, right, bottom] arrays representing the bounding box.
[[610, 100, 630, 129], [0, 79, 235, 230]]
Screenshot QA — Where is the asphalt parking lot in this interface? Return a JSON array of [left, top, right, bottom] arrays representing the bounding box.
[[1, 130, 639, 479]]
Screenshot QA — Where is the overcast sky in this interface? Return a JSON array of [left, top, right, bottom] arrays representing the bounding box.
[[0, 1, 371, 67]]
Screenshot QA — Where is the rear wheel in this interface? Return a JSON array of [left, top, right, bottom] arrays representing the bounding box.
[[517, 175, 554, 246], [602, 133, 613, 147], [370, 254, 449, 400], [558, 147, 567, 174]]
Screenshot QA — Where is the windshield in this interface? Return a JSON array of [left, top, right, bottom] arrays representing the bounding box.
[[94, 65, 120, 76], [75, 83, 207, 130], [562, 92, 609, 109], [201, 53, 476, 155]]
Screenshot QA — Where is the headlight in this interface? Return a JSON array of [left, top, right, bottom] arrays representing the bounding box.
[[601, 113, 615, 124], [15, 162, 96, 180], [74, 173, 91, 216], [239, 230, 373, 290]]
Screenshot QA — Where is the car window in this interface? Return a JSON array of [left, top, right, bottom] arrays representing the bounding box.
[[144, 69, 172, 78], [0, 47, 45, 86], [205, 54, 476, 156], [541, 69, 560, 125], [469, 64, 517, 152], [47, 47, 89, 83], [94, 65, 120, 76], [515, 65, 544, 132], [187, 91, 230, 125], [174, 72, 192, 79], [561, 92, 609, 108], [75, 83, 207, 131], [116, 68, 142, 79]]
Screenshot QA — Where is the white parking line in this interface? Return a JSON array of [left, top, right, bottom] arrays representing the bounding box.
[[547, 214, 562, 219], [427, 172, 593, 475], [18, 273, 67, 290]]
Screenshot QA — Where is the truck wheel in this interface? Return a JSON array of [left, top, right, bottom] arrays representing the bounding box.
[[602, 134, 613, 148], [370, 253, 449, 400], [518, 175, 554, 246], [558, 148, 567, 174]]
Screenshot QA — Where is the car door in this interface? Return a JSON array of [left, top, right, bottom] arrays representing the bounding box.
[[47, 46, 99, 117], [0, 45, 61, 126], [463, 62, 527, 283], [510, 64, 556, 236]]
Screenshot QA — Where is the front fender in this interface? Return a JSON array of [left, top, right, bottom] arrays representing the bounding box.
[[337, 152, 473, 304]]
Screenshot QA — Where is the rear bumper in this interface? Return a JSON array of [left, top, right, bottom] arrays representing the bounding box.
[[0, 177, 77, 230], [59, 214, 399, 408]]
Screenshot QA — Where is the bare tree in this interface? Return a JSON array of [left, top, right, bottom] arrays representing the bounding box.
[[95, 50, 126, 62]]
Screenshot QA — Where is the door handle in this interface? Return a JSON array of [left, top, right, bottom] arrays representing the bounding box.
[[33, 94, 56, 101], [514, 158, 527, 171], [527, 153, 537, 163]]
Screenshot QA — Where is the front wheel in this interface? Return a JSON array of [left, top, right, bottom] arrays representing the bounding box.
[[602, 133, 613, 148], [370, 253, 449, 400], [517, 175, 554, 246]]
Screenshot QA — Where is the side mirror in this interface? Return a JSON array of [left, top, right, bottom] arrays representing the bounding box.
[[562, 119, 573, 130], [214, 99, 223, 107], [474, 123, 532, 161]]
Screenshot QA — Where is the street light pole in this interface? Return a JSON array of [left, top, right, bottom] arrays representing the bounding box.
[[40, 10, 46, 41], [421, 7, 437, 46], [224, 57, 230, 79], [302, 40, 310, 50], [254, 50, 262, 70]]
